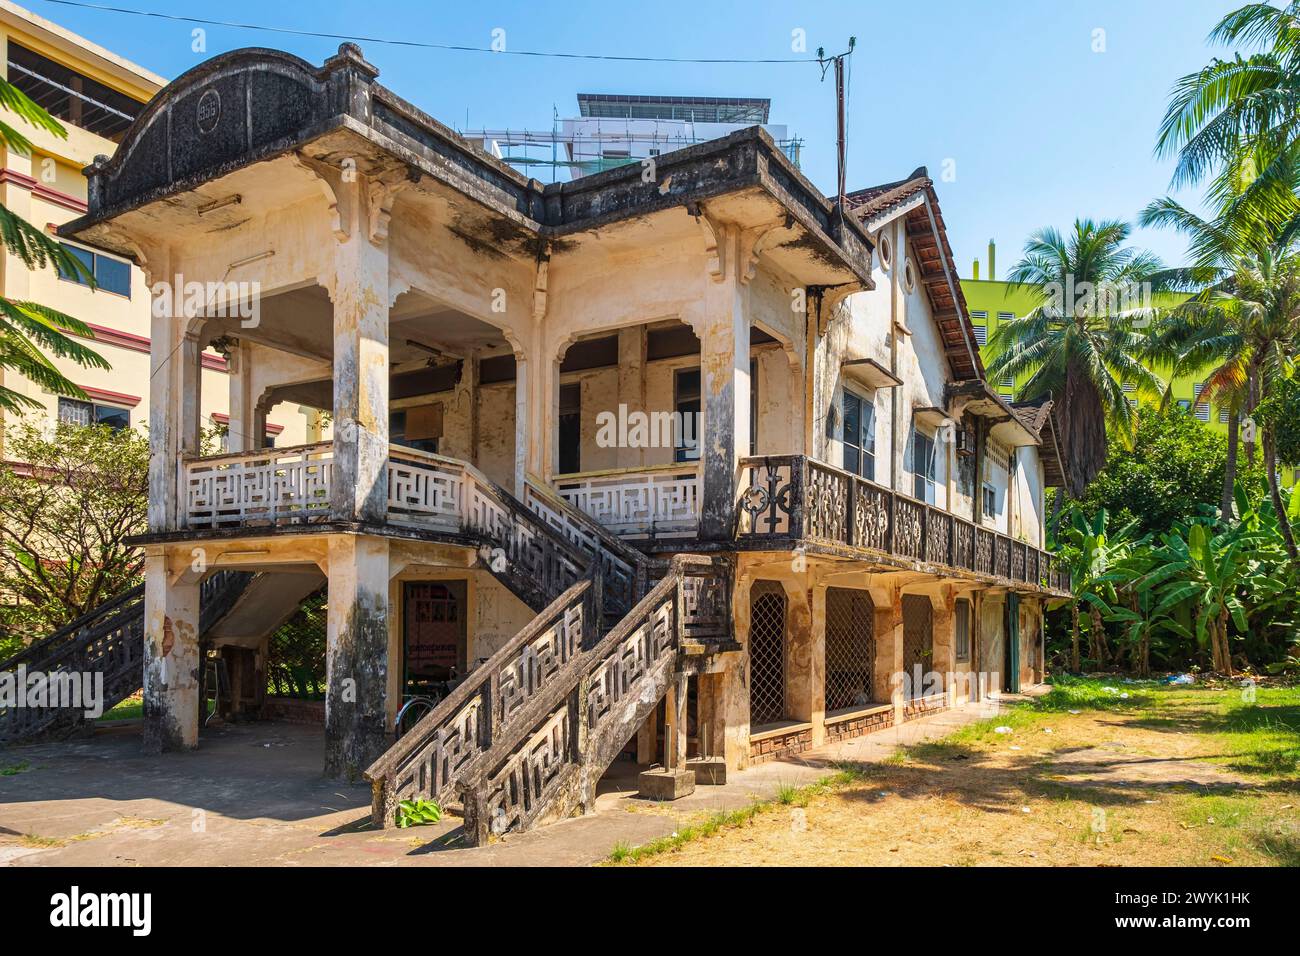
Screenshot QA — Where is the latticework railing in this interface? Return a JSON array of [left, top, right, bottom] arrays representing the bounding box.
[[366, 554, 731, 844], [737, 455, 1070, 595], [0, 570, 251, 741]]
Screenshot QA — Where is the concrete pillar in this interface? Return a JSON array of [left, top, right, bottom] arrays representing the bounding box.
[[889, 589, 905, 724], [226, 341, 255, 452], [871, 596, 895, 704], [180, 330, 202, 458], [145, 246, 180, 533], [616, 326, 647, 468], [142, 556, 201, 752], [513, 355, 529, 495], [784, 582, 814, 730], [717, 575, 752, 772], [636, 708, 657, 765], [325, 534, 391, 779], [698, 225, 750, 540], [665, 672, 689, 771], [933, 591, 956, 705], [330, 224, 389, 523]]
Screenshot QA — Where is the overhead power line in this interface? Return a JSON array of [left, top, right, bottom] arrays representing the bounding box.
[[39, 0, 819, 64]]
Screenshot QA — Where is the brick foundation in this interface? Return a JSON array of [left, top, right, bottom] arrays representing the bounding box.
[[903, 694, 948, 721], [748, 725, 813, 764], [824, 707, 894, 743]]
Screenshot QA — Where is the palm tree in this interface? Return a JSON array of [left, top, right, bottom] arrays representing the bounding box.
[[1140, 241, 1300, 559], [1156, 1, 1300, 234], [987, 220, 1169, 507], [1138, 197, 1283, 521], [0, 75, 108, 414]]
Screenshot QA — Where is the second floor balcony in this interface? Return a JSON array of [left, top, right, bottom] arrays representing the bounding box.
[[173, 441, 1069, 597]]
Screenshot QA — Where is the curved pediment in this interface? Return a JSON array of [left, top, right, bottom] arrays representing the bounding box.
[[86, 44, 378, 218]]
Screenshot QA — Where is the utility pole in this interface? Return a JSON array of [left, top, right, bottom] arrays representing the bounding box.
[[818, 37, 856, 209]]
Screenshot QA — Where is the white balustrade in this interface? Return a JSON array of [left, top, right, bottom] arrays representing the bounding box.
[[182, 443, 333, 528], [554, 464, 700, 538]]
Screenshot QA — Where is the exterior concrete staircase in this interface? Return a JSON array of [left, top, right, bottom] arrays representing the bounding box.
[[364, 551, 731, 844], [0, 570, 252, 743]]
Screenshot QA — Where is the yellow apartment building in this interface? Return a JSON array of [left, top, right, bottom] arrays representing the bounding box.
[[0, 0, 312, 454]]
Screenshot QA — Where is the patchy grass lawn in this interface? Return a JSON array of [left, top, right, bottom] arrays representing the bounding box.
[[614, 679, 1300, 867]]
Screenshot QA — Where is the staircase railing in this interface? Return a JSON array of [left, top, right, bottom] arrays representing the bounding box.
[[0, 570, 252, 742], [522, 474, 662, 617], [458, 554, 727, 843], [387, 449, 591, 613], [365, 567, 603, 826]]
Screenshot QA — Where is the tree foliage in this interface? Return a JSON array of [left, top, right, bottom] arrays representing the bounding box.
[[0, 422, 148, 658], [1077, 407, 1262, 536]]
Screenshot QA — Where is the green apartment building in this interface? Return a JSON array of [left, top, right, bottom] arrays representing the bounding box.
[[960, 244, 1298, 486]]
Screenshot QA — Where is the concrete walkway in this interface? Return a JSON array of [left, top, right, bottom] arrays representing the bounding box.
[[0, 699, 1020, 867]]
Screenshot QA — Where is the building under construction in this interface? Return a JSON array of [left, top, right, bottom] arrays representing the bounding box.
[[464, 92, 803, 182]]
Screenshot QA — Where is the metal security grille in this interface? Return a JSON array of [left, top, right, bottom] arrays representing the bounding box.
[[825, 587, 874, 710], [267, 588, 327, 699], [901, 594, 934, 699], [749, 580, 787, 726]]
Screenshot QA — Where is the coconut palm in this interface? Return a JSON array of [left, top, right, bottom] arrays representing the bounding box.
[[986, 220, 1169, 506], [0, 74, 108, 414], [1138, 196, 1297, 521], [1156, 2, 1300, 232], [1140, 241, 1300, 558]]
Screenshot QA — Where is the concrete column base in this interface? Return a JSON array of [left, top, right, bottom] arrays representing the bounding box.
[[638, 768, 696, 801], [142, 557, 201, 754]]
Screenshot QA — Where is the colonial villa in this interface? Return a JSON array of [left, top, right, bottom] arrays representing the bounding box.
[[45, 44, 1069, 842]]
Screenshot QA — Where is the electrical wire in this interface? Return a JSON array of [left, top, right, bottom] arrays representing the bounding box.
[[39, 0, 819, 64]]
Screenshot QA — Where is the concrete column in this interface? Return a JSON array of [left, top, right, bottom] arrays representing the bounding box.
[[513, 355, 529, 495], [331, 225, 389, 523], [142, 555, 201, 752], [180, 331, 202, 457], [871, 596, 895, 704], [889, 589, 905, 724], [808, 585, 827, 746], [665, 672, 689, 771], [636, 708, 657, 765], [717, 575, 752, 772], [146, 246, 180, 533], [698, 231, 750, 541], [933, 591, 956, 705], [226, 341, 255, 452], [325, 534, 391, 779], [616, 326, 647, 468]]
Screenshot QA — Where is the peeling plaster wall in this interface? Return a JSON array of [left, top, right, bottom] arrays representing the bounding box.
[[476, 383, 516, 488]]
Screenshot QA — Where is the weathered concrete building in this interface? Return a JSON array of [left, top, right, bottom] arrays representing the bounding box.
[[62, 45, 1069, 842]]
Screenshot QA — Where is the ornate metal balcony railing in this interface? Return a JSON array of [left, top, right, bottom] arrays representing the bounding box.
[[737, 455, 1070, 594]]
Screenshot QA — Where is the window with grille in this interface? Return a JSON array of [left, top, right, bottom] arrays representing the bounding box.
[[57, 396, 129, 431], [955, 598, 972, 662], [748, 580, 787, 727], [825, 587, 875, 711], [970, 314, 988, 346], [1219, 408, 1230, 423]]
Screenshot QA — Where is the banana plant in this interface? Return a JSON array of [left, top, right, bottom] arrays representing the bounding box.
[[1056, 504, 1138, 671], [1138, 520, 1286, 675]]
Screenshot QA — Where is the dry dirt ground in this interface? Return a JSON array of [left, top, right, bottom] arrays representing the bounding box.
[[629, 683, 1300, 867]]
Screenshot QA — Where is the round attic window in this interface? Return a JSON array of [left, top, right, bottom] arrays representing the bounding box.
[[904, 258, 916, 292], [877, 234, 892, 269]]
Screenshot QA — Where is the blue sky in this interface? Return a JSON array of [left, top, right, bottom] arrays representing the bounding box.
[[33, 0, 1246, 274]]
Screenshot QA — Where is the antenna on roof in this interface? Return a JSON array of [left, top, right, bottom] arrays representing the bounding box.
[[817, 37, 856, 210]]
